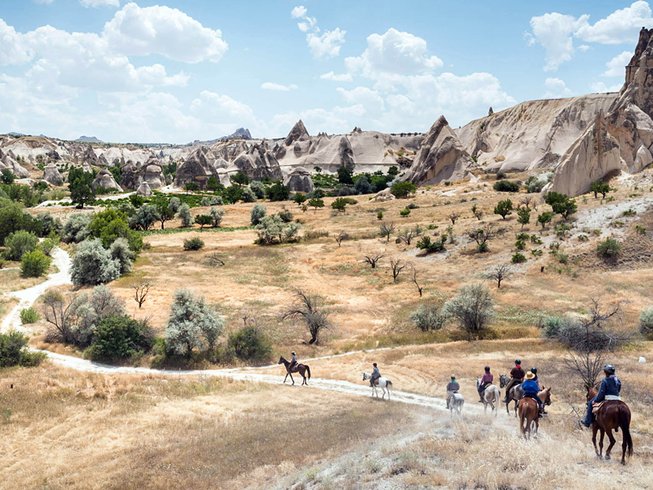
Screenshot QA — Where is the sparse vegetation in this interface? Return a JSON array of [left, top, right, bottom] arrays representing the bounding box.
[[597, 237, 621, 261], [282, 290, 331, 345], [493, 199, 513, 219], [183, 237, 205, 251], [443, 284, 495, 340], [493, 180, 520, 192]]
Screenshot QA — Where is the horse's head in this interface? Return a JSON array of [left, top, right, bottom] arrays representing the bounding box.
[[278, 356, 285, 365], [362, 373, 368, 381], [499, 374, 509, 388], [587, 386, 598, 401], [541, 387, 552, 405]]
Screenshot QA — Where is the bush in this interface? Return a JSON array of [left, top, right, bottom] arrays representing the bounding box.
[[87, 315, 154, 362], [545, 192, 577, 220], [525, 176, 546, 193], [21, 250, 51, 277], [494, 199, 513, 219], [5, 230, 38, 261], [400, 208, 411, 217], [71, 238, 120, 287], [411, 304, 447, 332], [390, 181, 416, 198], [183, 237, 205, 251], [268, 182, 290, 201], [640, 307, 653, 339], [255, 215, 301, 245], [250, 181, 266, 199], [194, 215, 213, 229], [541, 315, 574, 339], [493, 180, 520, 192], [20, 307, 39, 324], [416, 235, 447, 254], [251, 204, 267, 225], [33, 213, 62, 238], [0, 199, 36, 246], [110, 237, 134, 274], [278, 209, 294, 223], [129, 204, 158, 231], [209, 207, 224, 227], [443, 284, 495, 340], [0, 330, 45, 367], [165, 290, 224, 358], [597, 237, 621, 260], [88, 208, 142, 253], [241, 186, 257, 203], [178, 203, 193, 227], [228, 326, 272, 362], [39, 237, 57, 256], [511, 252, 527, 264]]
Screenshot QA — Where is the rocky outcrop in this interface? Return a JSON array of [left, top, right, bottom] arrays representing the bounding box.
[[175, 147, 216, 189], [285, 120, 309, 146], [136, 181, 152, 197], [338, 136, 355, 171], [233, 144, 282, 181], [142, 160, 163, 189], [1, 153, 29, 178], [43, 163, 64, 186], [403, 116, 471, 184], [93, 168, 123, 192], [120, 162, 140, 190], [284, 167, 314, 193]]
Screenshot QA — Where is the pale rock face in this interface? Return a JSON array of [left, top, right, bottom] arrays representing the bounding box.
[[284, 167, 314, 193], [136, 181, 152, 197], [285, 120, 310, 146], [93, 168, 123, 192], [404, 116, 471, 184], [142, 164, 163, 189], [373, 188, 396, 202], [43, 163, 64, 186]]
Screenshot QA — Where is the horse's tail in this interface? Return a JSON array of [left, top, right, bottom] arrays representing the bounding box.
[[306, 365, 311, 379], [619, 407, 634, 457]]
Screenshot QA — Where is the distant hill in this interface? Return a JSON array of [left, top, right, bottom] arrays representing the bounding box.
[[76, 136, 103, 143], [189, 127, 252, 146]]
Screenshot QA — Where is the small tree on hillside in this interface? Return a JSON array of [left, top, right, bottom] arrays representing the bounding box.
[[444, 284, 495, 340], [363, 253, 384, 268], [133, 280, 151, 309], [308, 198, 325, 212], [68, 167, 95, 209], [590, 181, 610, 199], [282, 290, 332, 344], [153, 197, 175, 230], [379, 222, 396, 243], [537, 211, 554, 230], [485, 264, 512, 289], [467, 224, 494, 253], [494, 199, 513, 220], [517, 207, 531, 230], [448, 212, 461, 225], [178, 203, 193, 228], [389, 258, 407, 283], [471, 204, 484, 221]]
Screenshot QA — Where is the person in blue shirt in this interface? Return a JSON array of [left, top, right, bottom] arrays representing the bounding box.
[[521, 371, 544, 415], [581, 364, 622, 427]]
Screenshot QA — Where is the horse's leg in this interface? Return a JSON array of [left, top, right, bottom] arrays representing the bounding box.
[[605, 429, 616, 460], [599, 429, 605, 459], [301, 368, 307, 386], [289, 372, 295, 385], [283, 372, 288, 384], [592, 425, 600, 458]]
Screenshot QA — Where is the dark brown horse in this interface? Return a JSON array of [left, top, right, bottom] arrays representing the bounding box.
[[587, 387, 633, 465], [517, 387, 551, 439], [278, 356, 311, 386]]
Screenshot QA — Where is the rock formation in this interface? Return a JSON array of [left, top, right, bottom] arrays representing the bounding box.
[[142, 160, 163, 189], [285, 120, 309, 146], [403, 116, 471, 184], [136, 181, 152, 197], [284, 167, 314, 193], [43, 163, 64, 186], [93, 168, 122, 192]]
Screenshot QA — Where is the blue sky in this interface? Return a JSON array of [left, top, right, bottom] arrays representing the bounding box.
[[0, 0, 650, 143]]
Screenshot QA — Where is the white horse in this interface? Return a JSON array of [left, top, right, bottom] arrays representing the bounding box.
[[477, 378, 501, 416], [448, 392, 465, 417], [363, 373, 392, 400]]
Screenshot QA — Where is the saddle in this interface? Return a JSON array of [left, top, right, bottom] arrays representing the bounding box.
[[592, 396, 621, 415]]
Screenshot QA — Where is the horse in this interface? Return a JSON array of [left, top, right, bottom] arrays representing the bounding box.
[[587, 387, 633, 465], [448, 392, 465, 417], [278, 356, 311, 386], [517, 387, 551, 440], [500, 374, 524, 417], [477, 378, 501, 415], [362, 372, 392, 400]]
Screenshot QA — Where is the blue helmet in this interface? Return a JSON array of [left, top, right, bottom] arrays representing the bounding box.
[[603, 364, 615, 375]]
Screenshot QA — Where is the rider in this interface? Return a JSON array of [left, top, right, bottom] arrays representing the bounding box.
[[478, 366, 493, 402], [581, 364, 621, 428], [503, 359, 525, 403], [289, 351, 298, 371], [521, 371, 544, 416], [446, 375, 460, 409], [529, 367, 546, 414], [370, 362, 381, 387]]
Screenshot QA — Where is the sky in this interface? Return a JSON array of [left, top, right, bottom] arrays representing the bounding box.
[[0, 0, 651, 143]]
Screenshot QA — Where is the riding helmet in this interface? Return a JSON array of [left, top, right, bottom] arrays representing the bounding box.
[[515, 359, 521, 365], [530, 367, 538, 375], [603, 364, 615, 374], [484, 366, 490, 372], [451, 375, 456, 380], [373, 362, 377, 367], [292, 352, 296, 355]]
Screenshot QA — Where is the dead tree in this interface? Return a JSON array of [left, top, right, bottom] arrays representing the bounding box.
[[468, 224, 495, 252], [282, 289, 332, 344], [335, 231, 349, 247], [448, 211, 461, 225], [398, 227, 421, 246], [379, 222, 396, 243], [411, 265, 424, 297], [485, 264, 512, 289], [390, 258, 407, 283], [364, 253, 384, 269], [132, 281, 151, 309], [471, 204, 484, 221]]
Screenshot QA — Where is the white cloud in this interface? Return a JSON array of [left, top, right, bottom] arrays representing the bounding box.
[[336, 86, 385, 114], [290, 5, 345, 59], [0, 19, 32, 65], [320, 71, 353, 82], [261, 82, 298, 92], [576, 1, 653, 44], [544, 77, 573, 98], [81, 0, 120, 7], [191, 90, 257, 123], [103, 2, 228, 63], [603, 51, 632, 77], [528, 1, 653, 71], [590, 81, 623, 93], [527, 13, 589, 71]]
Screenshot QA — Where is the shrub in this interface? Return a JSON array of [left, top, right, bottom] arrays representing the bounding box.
[[109, 237, 134, 274], [597, 237, 621, 261], [640, 307, 653, 339], [537, 211, 554, 229], [20, 307, 39, 324], [517, 207, 530, 229], [250, 181, 266, 199], [590, 180, 610, 199], [255, 215, 301, 245], [68, 167, 95, 208], [416, 235, 447, 254], [278, 209, 294, 223], [1, 168, 15, 184], [525, 176, 546, 193], [71, 238, 120, 287], [228, 326, 272, 362], [494, 199, 513, 219], [87, 315, 153, 362], [293, 193, 307, 205], [411, 304, 447, 332], [545, 192, 577, 220], [377, 210, 383, 220], [178, 203, 192, 227], [354, 176, 373, 194], [443, 284, 495, 340], [0, 199, 36, 245], [511, 252, 527, 264], [33, 213, 62, 238], [209, 207, 224, 227], [5, 230, 38, 261], [0, 331, 45, 367], [308, 198, 325, 211], [541, 315, 573, 339], [390, 181, 416, 198], [21, 250, 51, 277], [88, 208, 142, 252], [493, 180, 520, 192], [165, 289, 224, 358], [183, 237, 205, 251], [268, 182, 290, 201], [128, 204, 158, 231], [39, 237, 57, 256], [240, 186, 257, 203], [251, 204, 266, 225], [194, 215, 213, 229], [400, 208, 411, 217]]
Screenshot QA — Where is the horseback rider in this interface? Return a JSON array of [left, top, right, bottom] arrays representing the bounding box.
[[370, 362, 381, 387], [446, 375, 460, 409], [289, 351, 298, 371], [503, 359, 525, 403], [478, 366, 493, 402], [521, 371, 544, 416], [581, 364, 621, 428], [529, 367, 547, 414]]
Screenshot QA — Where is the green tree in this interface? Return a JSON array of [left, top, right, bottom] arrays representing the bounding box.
[[537, 211, 554, 229], [494, 199, 513, 219], [4, 230, 38, 261], [71, 238, 120, 287], [88, 315, 153, 362], [1, 168, 15, 184], [230, 171, 250, 185], [68, 167, 96, 209], [250, 204, 267, 225], [443, 284, 495, 340], [545, 192, 577, 220], [228, 326, 272, 362], [293, 193, 307, 206], [331, 197, 350, 212], [517, 207, 531, 230], [206, 176, 223, 192], [268, 182, 290, 201], [194, 214, 212, 229], [308, 198, 324, 211], [590, 181, 610, 199], [337, 166, 354, 185], [21, 249, 51, 277], [390, 181, 416, 198], [152, 197, 175, 230]]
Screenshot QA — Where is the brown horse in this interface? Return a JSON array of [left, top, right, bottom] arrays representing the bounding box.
[[587, 387, 633, 465], [278, 356, 311, 386], [517, 387, 551, 439]]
